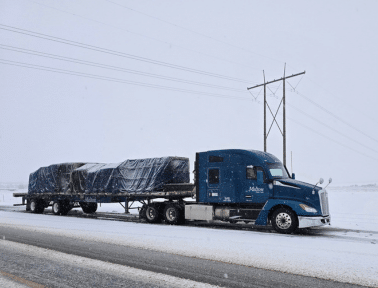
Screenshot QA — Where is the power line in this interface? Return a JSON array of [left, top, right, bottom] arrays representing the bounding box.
[[0, 24, 250, 83], [27, 0, 258, 73], [294, 90, 378, 144], [3, 56, 376, 163], [106, 0, 378, 136], [32, 0, 378, 132], [0, 44, 248, 93], [287, 115, 378, 163], [287, 102, 378, 155], [251, 98, 378, 163], [0, 59, 252, 101], [104, 0, 283, 65], [285, 63, 378, 127]]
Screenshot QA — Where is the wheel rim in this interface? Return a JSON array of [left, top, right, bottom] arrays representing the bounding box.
[[53, 203, 59, 214], [275, 212, 292, 229], [147, 207, 156, 220], [166, 207, 177, 221], [30, 201, 36, 211]]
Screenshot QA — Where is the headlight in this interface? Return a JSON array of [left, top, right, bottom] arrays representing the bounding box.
[[299, 204, 317, 213]]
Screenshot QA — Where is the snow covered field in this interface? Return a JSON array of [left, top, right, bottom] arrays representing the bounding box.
[[1, 185, 378, 287]]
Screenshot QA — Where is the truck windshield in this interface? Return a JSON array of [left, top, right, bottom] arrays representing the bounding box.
[[267, 163, 289, 179]]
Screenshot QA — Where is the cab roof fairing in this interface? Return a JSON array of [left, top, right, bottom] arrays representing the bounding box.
[[202, 149, 282, 177]]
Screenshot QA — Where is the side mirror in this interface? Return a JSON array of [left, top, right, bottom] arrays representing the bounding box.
[[292, 173, 295, 180], [257, 170, 263, 185], [324, 177, 333, 189], [319, 178, 324, 185]]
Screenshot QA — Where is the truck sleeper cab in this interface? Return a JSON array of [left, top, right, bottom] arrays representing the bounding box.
[[186, 149, 330, 234]]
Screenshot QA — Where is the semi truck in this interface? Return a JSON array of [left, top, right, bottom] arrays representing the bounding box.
[[14, 149, 331, 234]]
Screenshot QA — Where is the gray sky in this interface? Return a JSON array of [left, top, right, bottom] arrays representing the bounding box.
[[1, 0, 377, 185]]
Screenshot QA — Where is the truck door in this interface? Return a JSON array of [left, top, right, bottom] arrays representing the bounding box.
[[207, 167, 221, 201], [243, 166, 269, 203], [205, 154, 235, 203]]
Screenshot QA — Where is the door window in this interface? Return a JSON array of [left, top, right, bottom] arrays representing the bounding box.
[[208, 169, 220, 184], [246, 166, 265, 181]]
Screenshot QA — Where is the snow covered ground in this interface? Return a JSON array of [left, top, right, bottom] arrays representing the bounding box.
[[1, 185, 378, 287], [327, 186, 378, 231]]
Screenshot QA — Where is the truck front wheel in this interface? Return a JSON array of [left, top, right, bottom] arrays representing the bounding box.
[[271, 207, 298, 234]]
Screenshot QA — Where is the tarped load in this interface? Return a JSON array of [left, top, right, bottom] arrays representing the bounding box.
[[71, 157, 190, 194], [70, 163, 104, 194], [28, 163, 86, 194]]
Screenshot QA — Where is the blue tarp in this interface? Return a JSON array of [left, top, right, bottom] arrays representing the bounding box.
[[28, 163, 86, 194], [71, 157, 190, 194]]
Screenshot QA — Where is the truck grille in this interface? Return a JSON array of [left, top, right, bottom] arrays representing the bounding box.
[[319, 190, 330, 216]]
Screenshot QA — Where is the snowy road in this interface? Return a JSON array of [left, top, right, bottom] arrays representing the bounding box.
[[0, 207, 377, 287], [0, 221, 365, 288]]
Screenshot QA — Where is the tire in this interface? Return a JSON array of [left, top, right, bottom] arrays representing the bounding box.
[[60, 200, 73, 215], [52, 201, 62, 215], [163, 204, 184, 225], [139, 204, 147, 220], [271, 207, 298, 234], [30, 199, 44, 214], [229, 220, 238, 224], [80, 202, 97, 214], [145, 204, 162, 223], [25, 200, 31, 212], [52, 200, 72, 215]]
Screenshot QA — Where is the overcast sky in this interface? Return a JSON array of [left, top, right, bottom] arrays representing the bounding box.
[[1, 0, 377, 186]]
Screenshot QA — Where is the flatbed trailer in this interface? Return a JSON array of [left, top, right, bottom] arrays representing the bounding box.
[[13, 183, 195, 217]]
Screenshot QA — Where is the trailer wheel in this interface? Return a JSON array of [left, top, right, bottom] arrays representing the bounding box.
[[163, 204, 183, 225], [145, 204, 161, 223], [30, 199, 44, 214], [271, 207, 298, 234], [25, 200, 31, 212], [60, 200, 73, 215], [80, 202, 97, 214], [61, 203, 73, 215], [139, 204, 147, 220], [52, 201, 62, 215]]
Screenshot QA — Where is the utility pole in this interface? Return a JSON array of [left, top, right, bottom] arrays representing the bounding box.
[[247, 66, 305, 166], [283, 64, 286, 166], [263, 70, 266, 152]]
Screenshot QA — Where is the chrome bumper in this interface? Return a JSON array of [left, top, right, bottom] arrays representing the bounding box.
[[298, 215, 331, 228]]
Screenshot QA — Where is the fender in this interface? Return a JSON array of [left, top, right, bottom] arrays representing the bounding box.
[[255, 199, 320, 226]]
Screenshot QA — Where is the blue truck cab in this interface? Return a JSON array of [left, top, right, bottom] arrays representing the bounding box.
[[191, 149, 330, 233]]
